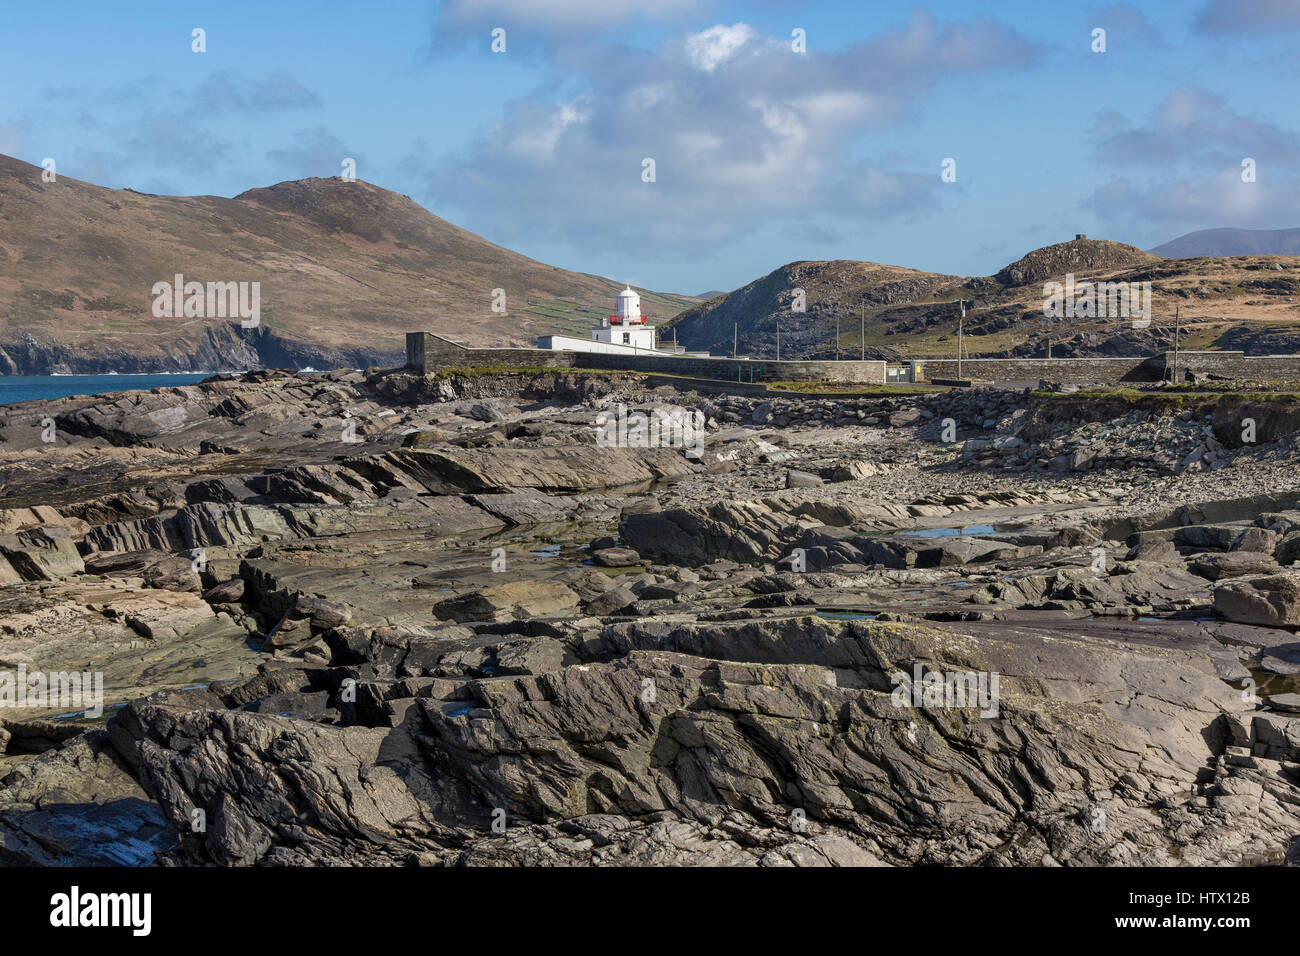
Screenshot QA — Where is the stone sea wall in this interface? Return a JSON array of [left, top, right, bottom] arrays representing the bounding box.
[[405, 332, 888, 384], [407, 334, 1300, 386], [913, 351, 1300, 384]]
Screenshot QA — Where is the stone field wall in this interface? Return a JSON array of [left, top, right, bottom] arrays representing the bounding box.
[[407, 334, 1300, 386]]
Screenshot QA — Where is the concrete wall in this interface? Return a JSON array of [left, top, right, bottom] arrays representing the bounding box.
[[405, 332, 886, 384], [406, 333, 1300, 386], [916, 352, 1300, 384], [536, 334, 679, 357], [916, 356, 1153, 384], [579, 352, 887, 383], [1169, 351, 1300, 380], [405, 332, 575, 371]]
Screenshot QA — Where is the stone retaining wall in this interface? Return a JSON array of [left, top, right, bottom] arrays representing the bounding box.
[[579, 352, 887, 383], [405, 332, 887, 384], [915, 356, 1153, 384], [1171, 352, 1300, 380], [406, 333, 1300, 386], [917, 351, 1300, 384], [405, 332, 576, 371]]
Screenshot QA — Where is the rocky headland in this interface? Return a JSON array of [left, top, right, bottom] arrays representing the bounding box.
[[0, 368, 1298, 866]]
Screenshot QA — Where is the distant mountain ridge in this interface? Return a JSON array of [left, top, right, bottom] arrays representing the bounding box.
[[991, 238, 1160, 286], [6, 149, 1299, 373], [0, 154, 697, 374], [662, 236, 1300, 361], [1151, 227, 1300, 258], [663, 238, 1162, 360]]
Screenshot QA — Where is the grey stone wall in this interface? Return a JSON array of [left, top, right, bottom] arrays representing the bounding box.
[[405, 332, 576, 371], [579, 352, 886, 383], [1169, 352, 1300, 380], [404, 332, 886, 383], [918, 352, 1300, 384], [915, 356, 1153, 384], [405, 333, 1300, 386]]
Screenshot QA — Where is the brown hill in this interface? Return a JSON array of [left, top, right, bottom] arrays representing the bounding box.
[[1152, 227, 1300, 258], [663, 260, 962, 360], [0, 154, 695, 373], [665, 236, 1300, 361], [991, 237, 1160, 286]]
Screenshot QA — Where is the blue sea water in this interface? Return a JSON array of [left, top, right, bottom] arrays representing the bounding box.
[[0, 374, 211, 406], [897, 524, 997, 538]]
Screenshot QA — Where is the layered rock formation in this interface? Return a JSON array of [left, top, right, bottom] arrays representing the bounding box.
[[1, 369, 1298, 867]]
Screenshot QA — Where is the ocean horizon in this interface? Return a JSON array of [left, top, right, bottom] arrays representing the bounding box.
[[0, 372, 216, 406]]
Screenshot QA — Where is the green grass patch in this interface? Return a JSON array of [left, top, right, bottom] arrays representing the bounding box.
[[421, 365, 640, 382], [415, 366, 948, 395], [766, 381, 946, 396]]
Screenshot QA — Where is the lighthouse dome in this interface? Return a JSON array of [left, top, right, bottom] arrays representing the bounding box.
[[615, 286, 642, 322]]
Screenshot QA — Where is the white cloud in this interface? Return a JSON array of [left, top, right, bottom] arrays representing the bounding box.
[[265, 127, 358, 178], [685, 23, 756, 72], [1093, 88, 1299, 166], [504, 100, 589, 161], [1088, 168, 1300, 233], [626, 83, 672, 111], [423, 12, 1038, 255]]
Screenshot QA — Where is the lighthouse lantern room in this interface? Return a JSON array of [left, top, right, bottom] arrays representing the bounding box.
[[593, 286, 656, 350]]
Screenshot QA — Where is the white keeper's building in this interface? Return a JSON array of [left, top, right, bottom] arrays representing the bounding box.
[[538, 287, 704, 356]]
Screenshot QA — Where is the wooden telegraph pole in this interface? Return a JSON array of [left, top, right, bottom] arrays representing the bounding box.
[[777, 320, 781, 361], [861, 302, 865, 360], [836, 316, 840, 360], [955, 299, 967, 379], [1172, 305, 1181, 382], [733, 323, 737, 358]]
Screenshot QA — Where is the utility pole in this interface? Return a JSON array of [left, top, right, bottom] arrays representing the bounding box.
[[733, 323, 737, 358], [955, 298, 967, 379], [1172, 305, 1181, 382], [777, 321, 781, 361], [836, 316, 840, 360], [861, 302, 865, 360]]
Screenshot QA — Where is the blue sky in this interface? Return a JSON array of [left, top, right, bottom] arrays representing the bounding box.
[[3, 0, 1299, 294]]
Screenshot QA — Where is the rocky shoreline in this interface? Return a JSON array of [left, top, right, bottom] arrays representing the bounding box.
[[0, 325, 402, 376], [0, 368, 1298, 866]]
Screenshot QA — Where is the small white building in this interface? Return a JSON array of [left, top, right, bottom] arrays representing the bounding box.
[[593, 287, 656, 350], [538, 286, 684, 355]]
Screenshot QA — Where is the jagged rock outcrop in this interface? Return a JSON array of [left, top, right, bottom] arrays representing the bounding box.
[[5, 368, 1300, 868], [620, 501, 816, 567], [91, 616, 1300, 867], [1214, 573, 1300, 626], [994, 238, 1160, 287]]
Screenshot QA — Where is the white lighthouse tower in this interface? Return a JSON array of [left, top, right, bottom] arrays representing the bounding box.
[[537, 285, 694, 355], [593, 287, 657, 350]]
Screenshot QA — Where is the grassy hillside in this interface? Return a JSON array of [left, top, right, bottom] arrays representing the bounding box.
[[0, 154, 697, 372], [662, 237, 1300, 360]]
